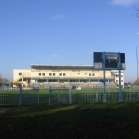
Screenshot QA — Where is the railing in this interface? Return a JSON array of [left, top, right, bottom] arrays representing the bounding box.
[[31, 76, 113, 79], [13, 75, 31, 83], [0, 87, 19, 105], [0, 87, 139, 106], [13, 76, 24, 83]]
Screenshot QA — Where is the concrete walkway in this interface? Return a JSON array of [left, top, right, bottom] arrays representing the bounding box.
[[0, 108, 11, 114]]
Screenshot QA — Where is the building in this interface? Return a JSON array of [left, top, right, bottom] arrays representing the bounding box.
[[13, 64, 124, 88]]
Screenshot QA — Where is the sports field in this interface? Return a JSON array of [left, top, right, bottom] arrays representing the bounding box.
[[0, 87, 138, 94]]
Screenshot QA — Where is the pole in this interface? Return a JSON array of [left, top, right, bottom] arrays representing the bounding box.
[[38, 87, 40, 104], [49, 86, 51, 106], [96, 86, 98, 102], [103, 52, 106, 102], [118, 53, 122, 102], [136, 47, 138, 84], [69, 86, 72, 104], [19, 86, 22, 106]]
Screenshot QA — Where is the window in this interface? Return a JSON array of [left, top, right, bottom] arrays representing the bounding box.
[[42, 73, 45, 76], [116, 75, 119, 77], [89, 73, 91, 76], [92, 73, 95, 76], [49, 73, 52, 76], [53, 73, 55, 76], [39, 73, 41, 76], [63, 73, 66, 76], [80, 80, 85, 82], [116, 75, 123, 77], [19, 73, 22, 75], [59, 73, 62, 76]]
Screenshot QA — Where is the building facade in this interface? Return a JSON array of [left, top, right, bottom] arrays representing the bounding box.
[[13, 64, 124, 88]]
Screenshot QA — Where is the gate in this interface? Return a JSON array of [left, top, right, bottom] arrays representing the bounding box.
[[19, 86, 40, 105], [48, 87, 71, 106]]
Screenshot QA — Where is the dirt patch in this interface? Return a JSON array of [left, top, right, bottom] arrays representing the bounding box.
[[0, 108, 11, 114]]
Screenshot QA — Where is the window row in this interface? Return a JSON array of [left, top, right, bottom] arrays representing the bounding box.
[[19, 72, 96, 76], [115, 75, 123, 77], [38, 73, 66, 76], [116, 80, 123, 82], [89, 73, 95, 76]]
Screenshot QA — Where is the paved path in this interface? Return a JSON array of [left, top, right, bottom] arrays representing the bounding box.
[[0, 108, 11, 114]]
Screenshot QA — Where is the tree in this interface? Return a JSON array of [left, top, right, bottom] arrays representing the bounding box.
[[132, 78, 139, 85], [0, 74, 2, 86], [135, 6, 139, 19]]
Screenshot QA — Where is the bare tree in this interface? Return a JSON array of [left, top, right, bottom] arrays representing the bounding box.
[[0, 74, 2, 86], [135, 6, 139, 19], [132, 78, 139, 85]]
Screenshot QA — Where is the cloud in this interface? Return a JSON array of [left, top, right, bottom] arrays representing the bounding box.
[[110, 0, 139, 6], [51, 14, 66, 20], [50, 55, 61, 57]]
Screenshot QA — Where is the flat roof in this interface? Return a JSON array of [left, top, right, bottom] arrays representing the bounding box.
[[31, 64, 94, 70]]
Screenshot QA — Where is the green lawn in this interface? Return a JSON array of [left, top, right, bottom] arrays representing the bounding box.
[[0, 102, 139, 138], [0, 87, 139, 95]]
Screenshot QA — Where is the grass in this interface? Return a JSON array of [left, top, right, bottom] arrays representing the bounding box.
[[0, 102, 139, 138], [0, 87, 139, 94]]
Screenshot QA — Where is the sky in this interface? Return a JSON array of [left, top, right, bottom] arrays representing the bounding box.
[[0, 0, 139, 83]]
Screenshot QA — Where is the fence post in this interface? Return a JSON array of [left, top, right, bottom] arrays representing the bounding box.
[[38, 87, 40, 104], [137, 93, 139, 101], [96, 86, 98, 102], [49, 86, 51, 106], [69, 87, 72, 104], [19, 86, 22, 106]]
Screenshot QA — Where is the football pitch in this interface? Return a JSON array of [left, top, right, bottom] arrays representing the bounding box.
[[0, 87, 138, 94]]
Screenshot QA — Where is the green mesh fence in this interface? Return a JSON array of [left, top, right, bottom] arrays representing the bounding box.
[[0, 87, 19, 105], [0, 87, 139, 106]]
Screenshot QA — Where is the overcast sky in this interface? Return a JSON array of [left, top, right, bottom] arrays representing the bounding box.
[[0, 0, 139, 83]]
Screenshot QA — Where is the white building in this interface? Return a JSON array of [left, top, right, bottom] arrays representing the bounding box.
[[13, 64, 124, 88]]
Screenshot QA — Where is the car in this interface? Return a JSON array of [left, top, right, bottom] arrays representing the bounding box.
[[71, 85, 82, 90]]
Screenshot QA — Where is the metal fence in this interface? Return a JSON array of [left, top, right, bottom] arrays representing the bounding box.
[[0, 86, 139, 106], [0, 87, 19, 105], [48, 87, 139, 105]]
